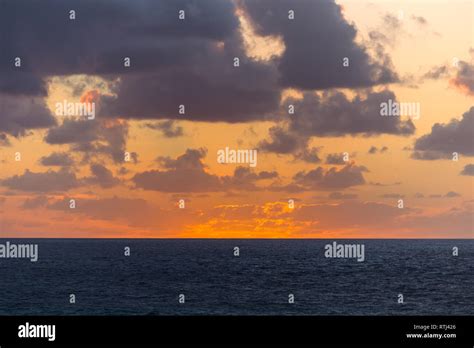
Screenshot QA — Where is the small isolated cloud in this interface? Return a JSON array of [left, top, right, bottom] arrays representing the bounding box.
[[39, 152, 74, 167], [451, 60, 474, 96], [292, 164, 368, 190], [144, 120, 184, 138], [325, 153, 347, 165], [286, 90, 415, 137], [369, 146, 389, 154], [460, 164, 474, 176], [134, 148, 279, 193], [1, 169, 81, 192], [45, 119, 132, 163]]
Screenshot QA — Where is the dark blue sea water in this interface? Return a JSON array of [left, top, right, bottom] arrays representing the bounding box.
[[0, 239, 472, 315]]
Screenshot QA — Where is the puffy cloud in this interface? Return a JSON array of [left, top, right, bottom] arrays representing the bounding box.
[[134, 148, 279, 193], [1, 169, 81, 192], [21, 195, 50, 209], [380, 193, 404, 198], [0, 94, 56, 137], [144, 120, 184, 138], [412, 107, 474, 160], [85, 164, 121, 188], [325, 153, 347, 165], [293, 201, 407, 229], [368, 146, 388, 154], [328, 192, 358, 200], [242, 0, 398, 90], [39, 152, 74, 167], [0, 0, 239, 84], [460, 164, 474, 176], [45, 195, 201, 232], [259, 126, 306, 154], [451, 60, 474, 96], [99, 51, 281, 122], [2, 0, 397, 124], [368, 146, 378, 154], [292, 163, 368, 190], [423, 65, 449, 79], [45, 119, 132, 163], [422, 51, 473, 96]]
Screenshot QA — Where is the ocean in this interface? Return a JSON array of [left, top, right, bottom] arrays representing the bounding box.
[[0, 239, 472, 315]]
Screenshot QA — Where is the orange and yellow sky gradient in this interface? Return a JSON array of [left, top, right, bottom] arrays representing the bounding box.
[[0, 0, 473, 238]]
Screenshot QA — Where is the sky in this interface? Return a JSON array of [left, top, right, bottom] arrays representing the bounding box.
[[0, 0, 473, 238]]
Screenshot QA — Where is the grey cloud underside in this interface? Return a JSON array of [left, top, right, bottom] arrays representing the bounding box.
[[1, 169, 81, 192], [2, 0, 397, 123], [287, 91, 415, 137], [39, 152, 74, 167], [412, 107, 474, 160], [44, 118, 132, 163], [258, 90, 415, 159]]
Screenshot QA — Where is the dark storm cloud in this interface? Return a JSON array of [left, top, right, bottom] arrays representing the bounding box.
[[259, 90, 415, 155], [242, 0, 398, 90], [460, 164, 474, 176], [258, 127, 322, 163], [423, 65, 449, 79], [2, 0, 398, 124], [44, 119, 132, 163], [0, 95, 56, 137], [412, 107, 474, 160]]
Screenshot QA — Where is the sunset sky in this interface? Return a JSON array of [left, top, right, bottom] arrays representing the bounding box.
[[0, 0, 473, 238]]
